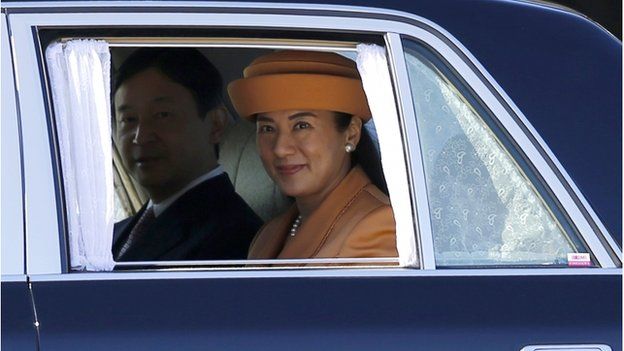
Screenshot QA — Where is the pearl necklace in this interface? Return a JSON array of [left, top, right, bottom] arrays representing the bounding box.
[[289, 215, 303, 237]]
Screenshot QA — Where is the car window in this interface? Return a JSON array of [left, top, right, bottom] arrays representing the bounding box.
[[402, 40, 591, 267], [41, 33, 411, 270]]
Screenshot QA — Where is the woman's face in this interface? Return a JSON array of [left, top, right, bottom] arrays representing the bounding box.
[[256, 109, 356, 202]]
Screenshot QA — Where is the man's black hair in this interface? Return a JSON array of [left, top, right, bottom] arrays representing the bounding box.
[[112, 48, 223, 156], [112, 47, 223, 119]]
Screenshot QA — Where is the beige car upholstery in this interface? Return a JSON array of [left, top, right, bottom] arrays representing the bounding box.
[[219, 118, 292, 222]]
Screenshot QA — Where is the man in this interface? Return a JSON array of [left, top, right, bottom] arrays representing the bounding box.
[[112, 48, 262, 261]]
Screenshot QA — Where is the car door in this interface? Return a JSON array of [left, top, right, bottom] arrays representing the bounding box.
[[3, 2, 620, 351]]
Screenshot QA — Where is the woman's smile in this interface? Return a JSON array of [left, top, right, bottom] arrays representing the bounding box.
[[275, 164, 306, 175]]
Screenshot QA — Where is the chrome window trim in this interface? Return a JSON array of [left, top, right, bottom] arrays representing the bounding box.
[[9, 11, 417, 274], [396, 28, 616, 267], [35, 25, 71, 272], [1, 274, 28, 283], [443, 37, 622, 262], [114, 257, 399, 267], [385, 33, 435, 270], [397, 37, 608, 267], [7, 2, 618, 273], [10, 14, 62, 275], [1, 14, 26, 275], [105, 37, 360, 51], [27, 267, 622, 283]]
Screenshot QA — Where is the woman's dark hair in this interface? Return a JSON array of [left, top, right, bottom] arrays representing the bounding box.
[[334, 112, 388, 195]]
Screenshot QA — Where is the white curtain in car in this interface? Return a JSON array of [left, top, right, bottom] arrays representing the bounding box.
[[356, 44, 419, 267], [45, 40, 115, 271]]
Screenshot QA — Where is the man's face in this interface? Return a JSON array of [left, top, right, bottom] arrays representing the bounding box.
[[114, 68, 219, 201]]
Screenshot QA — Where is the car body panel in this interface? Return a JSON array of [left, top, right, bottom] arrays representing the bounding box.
[[1, 1, 621, 350], [1, 279, 37, 351], [30, 270, 621, 350]]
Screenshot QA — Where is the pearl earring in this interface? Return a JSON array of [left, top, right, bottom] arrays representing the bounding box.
[[345, 143, 355, 153]]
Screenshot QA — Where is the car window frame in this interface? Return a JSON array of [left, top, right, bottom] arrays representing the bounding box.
[[6, 1, 619, 277], [401, 38, 594, 267], [389, 32, 621, 269], [1, 13, 26, 277]]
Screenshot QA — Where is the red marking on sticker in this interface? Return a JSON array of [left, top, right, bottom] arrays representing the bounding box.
[[567, 253, 591, 267]]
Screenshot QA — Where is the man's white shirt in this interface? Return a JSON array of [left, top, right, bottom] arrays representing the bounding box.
[[148, 165, 225, 217]]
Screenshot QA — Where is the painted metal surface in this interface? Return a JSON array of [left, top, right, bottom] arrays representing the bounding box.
[[25, 267, 624, 282], [1, 281, 37, 350], [520, 345, 612, 351], [30, 273, 621, 350]]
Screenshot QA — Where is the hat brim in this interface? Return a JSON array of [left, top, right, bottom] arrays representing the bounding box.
[[228, 74, 372, 121]]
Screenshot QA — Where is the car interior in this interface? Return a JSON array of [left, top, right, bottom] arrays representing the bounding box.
[[109, 45, 385, 223], [111, 46, 292, 222]]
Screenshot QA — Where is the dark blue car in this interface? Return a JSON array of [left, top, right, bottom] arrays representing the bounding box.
[[2, 0, 621, 350]]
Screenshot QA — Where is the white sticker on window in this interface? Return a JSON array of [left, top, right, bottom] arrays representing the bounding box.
[[567, 253, 591, 267]]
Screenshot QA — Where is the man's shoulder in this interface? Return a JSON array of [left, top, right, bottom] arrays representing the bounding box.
[[170, 174, 263, 226], [114, 215, 135, 229], [186, 173, 233, 199]]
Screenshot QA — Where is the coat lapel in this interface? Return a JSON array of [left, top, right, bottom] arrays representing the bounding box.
[[115, 174, 233, 261], [278, 166, 370, 259]]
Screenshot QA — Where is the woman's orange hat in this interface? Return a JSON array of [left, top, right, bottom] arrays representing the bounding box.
[[227, 50, 372, 121]]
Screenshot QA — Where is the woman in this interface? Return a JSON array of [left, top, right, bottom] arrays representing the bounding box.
[[228, 50, 397, 260]]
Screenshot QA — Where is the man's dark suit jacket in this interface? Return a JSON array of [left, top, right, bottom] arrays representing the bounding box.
[[112, 173, 263, 261]]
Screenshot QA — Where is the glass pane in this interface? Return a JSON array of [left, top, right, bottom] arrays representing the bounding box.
[[403, 42, 584, 267]]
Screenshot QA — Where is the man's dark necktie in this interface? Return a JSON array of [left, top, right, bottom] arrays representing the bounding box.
[[115, 207, 156, 261]]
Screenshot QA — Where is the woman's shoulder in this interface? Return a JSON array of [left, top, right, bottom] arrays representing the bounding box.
[[361, 183, 390, 206], [323, 179, 397, 258], [346, 165, 390, 206], [344, 182, 391, 219], [349, 185, 394, 230], [334, 200, 397, 258]]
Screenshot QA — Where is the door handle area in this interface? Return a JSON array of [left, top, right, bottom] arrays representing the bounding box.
[[521, 345, 612, 351]]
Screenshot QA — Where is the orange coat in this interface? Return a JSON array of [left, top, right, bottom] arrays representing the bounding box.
[[248, 166, 397, 259]]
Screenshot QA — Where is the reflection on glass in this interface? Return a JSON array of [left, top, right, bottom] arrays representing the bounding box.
[[404, 47, 578, 266]]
